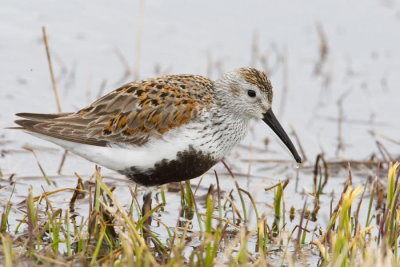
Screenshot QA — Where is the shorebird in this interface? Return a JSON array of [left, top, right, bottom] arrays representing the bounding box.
[[15, 67, 302, 221]]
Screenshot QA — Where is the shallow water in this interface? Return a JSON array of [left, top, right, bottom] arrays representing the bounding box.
[[1, 0, 400, 264]]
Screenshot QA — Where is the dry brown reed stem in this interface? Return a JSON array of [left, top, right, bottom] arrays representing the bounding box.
[[22, 146, 51, 185], [313, 153, 329, 195], [375, 140, 394, 162], [42, 26, 62, 113], [225, 194, 243, 223], [42, 26, 69, 174], [335, 90, 351, 157], [69, 173, 85, 213], [314, 23, 328, 76], [57, 150, 68, 175], [296, 196, 308, 250], [370, 130, 400, 146], [264, 180, 289, 192], [31, 187, 89, 203]]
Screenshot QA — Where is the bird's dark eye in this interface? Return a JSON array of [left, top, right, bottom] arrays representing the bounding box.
[[247, 90, 256, 97]]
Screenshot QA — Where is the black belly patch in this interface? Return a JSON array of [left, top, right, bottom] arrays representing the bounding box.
[[120, 147, 218, 186]]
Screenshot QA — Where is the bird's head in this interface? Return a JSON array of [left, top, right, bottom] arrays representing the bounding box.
[[215, 67, 302, 163]]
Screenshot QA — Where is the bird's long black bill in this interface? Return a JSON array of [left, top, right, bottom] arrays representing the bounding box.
[[262, 109, 302, 163]]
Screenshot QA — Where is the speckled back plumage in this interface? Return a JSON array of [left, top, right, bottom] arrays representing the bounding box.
[[17, 74, 215, 146]]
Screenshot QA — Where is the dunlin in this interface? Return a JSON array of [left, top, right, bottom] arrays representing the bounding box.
[[15, 67, 301, 215]]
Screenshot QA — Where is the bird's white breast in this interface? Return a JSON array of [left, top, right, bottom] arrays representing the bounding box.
[[28, 115, 249, 173]]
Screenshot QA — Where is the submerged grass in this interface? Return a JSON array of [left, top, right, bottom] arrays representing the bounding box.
[[0, 162, 399, 266]]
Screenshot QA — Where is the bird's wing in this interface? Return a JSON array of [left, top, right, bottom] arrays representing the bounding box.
[[15, 74, 215, 146]]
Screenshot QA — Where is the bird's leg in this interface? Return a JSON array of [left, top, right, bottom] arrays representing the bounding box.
[[142, 190, 153, 226]]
